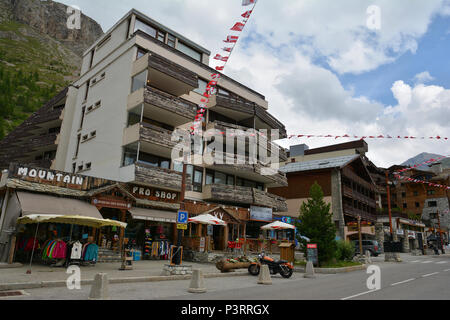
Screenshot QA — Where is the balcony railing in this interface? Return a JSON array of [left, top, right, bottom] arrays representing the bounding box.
[[28, 133, 58, 150], [134, 161, 191, 192], [148, 53, 199, 89], [207, 151, 288, 187], [342, 185, 377, 208], [204, 184, 288, 212], [139, 122, 176, 150], [144, 86, 197, 120], [343, 204, 378, 222], [207, 121, 288, 161]]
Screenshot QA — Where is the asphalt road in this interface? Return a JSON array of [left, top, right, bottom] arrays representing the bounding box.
[[2, 254, 449, 301]]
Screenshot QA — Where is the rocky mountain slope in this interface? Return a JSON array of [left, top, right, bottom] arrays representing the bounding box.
[[0, 0, 103, 138], [401, 152, 447, 170]]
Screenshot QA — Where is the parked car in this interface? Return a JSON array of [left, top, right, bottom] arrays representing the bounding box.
[[353, 240, 382, 257]]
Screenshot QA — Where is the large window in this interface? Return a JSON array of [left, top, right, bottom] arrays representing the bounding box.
[[139, 152, 171, 169], [177, 41, 202, 62], [122, 145, 138, 167], [134, 19, 157, 38], [131, 71, 148, 93]]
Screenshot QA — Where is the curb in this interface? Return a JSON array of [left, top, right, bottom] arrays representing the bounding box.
[[294, 264, 367, 274], [0, 271, 249, 292]]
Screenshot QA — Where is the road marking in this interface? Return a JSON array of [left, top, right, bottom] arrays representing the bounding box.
[[421, 272, 439, 278], [421, 261, 433, 264], [341, 289, 380, 300], [390, 278, 415, 286], [410, 260, 420, 263], [444, 269, 450, 272], [435, 261, 448, 264]]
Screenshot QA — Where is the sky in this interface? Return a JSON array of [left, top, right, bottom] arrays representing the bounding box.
[[59, 0, 450, 168]]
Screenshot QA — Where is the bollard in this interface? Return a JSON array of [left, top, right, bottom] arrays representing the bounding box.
[[89, 273, 110, 300], [188, 269, 206, 293], [257, 265, 272, 285], [304, 261, 316, 279]]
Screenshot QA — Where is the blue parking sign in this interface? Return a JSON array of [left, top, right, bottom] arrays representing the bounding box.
[[177, 211, 188, 224]]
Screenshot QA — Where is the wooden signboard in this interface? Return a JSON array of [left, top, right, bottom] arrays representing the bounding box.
[[129, 185, 180, 203]]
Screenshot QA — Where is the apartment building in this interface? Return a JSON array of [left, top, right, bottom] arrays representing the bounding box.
[[0, 9, 288, 253], [269, 140, 379, 241]]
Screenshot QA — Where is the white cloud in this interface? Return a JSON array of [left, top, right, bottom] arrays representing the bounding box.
[[413, 71, 435, 84], [55, 0, 450, 167]]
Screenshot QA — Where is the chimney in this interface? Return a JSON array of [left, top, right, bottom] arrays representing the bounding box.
[[290, 144, 309, 157]]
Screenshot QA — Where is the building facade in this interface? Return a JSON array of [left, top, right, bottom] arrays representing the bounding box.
[[0, 9, 288, 257]]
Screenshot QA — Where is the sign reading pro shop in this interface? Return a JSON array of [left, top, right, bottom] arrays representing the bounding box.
[[250, 206, 273, 222]]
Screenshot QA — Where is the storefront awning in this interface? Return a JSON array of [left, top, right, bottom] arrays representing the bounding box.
[[17, 191, 103, 219], [129, 207, 176, 223]]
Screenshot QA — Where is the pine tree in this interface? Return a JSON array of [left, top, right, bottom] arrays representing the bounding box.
[[295, 182, 337, 266]]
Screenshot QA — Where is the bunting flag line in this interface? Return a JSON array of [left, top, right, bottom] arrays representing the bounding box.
[[191, 1, 258, 134], [224, 35, 239, 43], [286, 134, 449, 141], [231, 22, 246, 31], [242, 0, 257, 6], [242, 10, 253, 19]]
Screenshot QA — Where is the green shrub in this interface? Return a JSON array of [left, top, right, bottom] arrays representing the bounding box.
[[335, 240, 355, 261]]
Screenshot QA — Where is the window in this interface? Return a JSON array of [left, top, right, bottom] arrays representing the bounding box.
[[415, 202, 420, 208], [72, 163, 76, 174], [167, 34, 176, 48], [427, 190, 436, 196], [79, 106, 86, 129], [157, 31, 165, 42], [193, 168, 203, 192], [206, 170, 214, 185], [131, 71, 148, 93], [139, 152, 171, 169], [402, 192, 406, 198], [86, 162, 92, 170], [215, 172, 227, 185], [194, 79, 207, 95], [428, 201, 437, 208], [82, 134, 88, 141], [90, 131, 96, 138], [227, 175, 235, 186], [413, 191, 418, 196], [122, 145, 138, 166], [403, 203, 407, 209], [89, 50, 95, 68], [177, 41, 202, 61], [173, 161, 183, 173], [84, 81, 90, 101], [78, 165, 83, 172], [74, 134, 81, 157], [134, 19, 157, 38], [137, 48, 147, 59]]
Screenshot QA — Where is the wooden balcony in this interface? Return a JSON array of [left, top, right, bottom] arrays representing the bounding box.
[[134, 161, 191, 192], [204, 184, 288, 212], [205, 151, 288, 188], [342, 185, 377, 208], [28, 133, 58, 150], [142, 86, 197, 126], [343, 204, 378, 222], [207, 121, 288, 161]]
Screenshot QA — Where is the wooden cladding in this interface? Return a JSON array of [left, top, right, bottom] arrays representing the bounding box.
[[144, 86, 197, 119], [134, 161, 192, 192], [205, 184, 287, 212], [148, 53, 198, 89], [139, 122, 176, 149], [214, 94, 287, 138], [343, 204, 377, 222]]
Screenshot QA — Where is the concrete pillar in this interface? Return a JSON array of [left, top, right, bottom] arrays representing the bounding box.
[[402, 235, 410, 253], [375, 222, 384, 251]]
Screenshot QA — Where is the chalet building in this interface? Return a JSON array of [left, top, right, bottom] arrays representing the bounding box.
[[0, 9, 288, 256], [269, 140, 379, 241]]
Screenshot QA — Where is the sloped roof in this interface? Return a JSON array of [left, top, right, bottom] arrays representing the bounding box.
[[280, 154, 360, 174]]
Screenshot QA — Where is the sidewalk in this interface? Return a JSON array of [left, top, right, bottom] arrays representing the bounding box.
[[0, 259, 248, 291]]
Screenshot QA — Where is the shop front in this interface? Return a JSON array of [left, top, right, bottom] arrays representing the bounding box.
[[397, 218, 426, 253], [245, 206, 274, 253]]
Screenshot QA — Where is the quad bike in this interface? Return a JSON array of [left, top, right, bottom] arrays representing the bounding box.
[[248, 252, 294, 278]]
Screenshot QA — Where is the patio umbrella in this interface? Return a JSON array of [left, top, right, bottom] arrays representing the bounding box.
[[188, 214, 226, 226], [261, 221, 296, 230]]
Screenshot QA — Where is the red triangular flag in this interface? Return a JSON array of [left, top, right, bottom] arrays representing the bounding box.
[[231, 22, 245, 32], [242, 10, 253, 19], [224, 35, 239, 43]]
